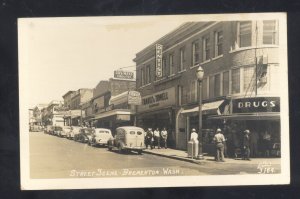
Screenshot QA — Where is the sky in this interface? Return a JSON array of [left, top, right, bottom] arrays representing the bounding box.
[[19, 15, 197, 108]]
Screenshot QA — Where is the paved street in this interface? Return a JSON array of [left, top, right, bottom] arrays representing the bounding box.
[[29, 132, 281, 179]]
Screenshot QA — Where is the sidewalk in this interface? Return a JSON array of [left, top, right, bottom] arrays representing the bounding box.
[[143, 148, 281, 165]]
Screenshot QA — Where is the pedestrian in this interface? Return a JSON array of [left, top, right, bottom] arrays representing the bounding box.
[[250, 130, 259, 157], [213, 128, 225, 162], [145, 128, 154, 149], [242, 129, 251, 160], [262, 131, 271, 157], [161, 127, 168, 149], [190, 128, 198, 143], [153, 128, 161, 149]]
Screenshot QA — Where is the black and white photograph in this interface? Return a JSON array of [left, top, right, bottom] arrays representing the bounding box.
[[18, 13, 289, 190]]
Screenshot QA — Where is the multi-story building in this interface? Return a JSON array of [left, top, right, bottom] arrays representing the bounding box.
[[91, 71, 137, 133], [43, 100, 65, 126], [134, 20, 281, 156], [62, 90, 76, 109]]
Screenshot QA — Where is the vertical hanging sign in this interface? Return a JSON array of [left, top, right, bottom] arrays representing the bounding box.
[[155, 44, 163, 78]]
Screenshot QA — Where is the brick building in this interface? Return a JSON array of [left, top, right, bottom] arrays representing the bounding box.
[[134, 20, 281, 156]]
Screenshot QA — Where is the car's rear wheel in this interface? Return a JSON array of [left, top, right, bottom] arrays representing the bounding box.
[[138, 150, 142, 155], [118, 144, 123, 153]]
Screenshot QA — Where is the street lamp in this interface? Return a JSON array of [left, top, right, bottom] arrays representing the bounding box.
[[196, 65, 204, 160]]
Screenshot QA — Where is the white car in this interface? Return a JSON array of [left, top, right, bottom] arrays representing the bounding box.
[[69, 126, 82, 140], [61, 126, 72, 137], [89, 128, 113, 147]]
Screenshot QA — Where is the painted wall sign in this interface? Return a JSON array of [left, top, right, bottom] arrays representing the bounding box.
[[114, 70, 135, 80], [155, 44, 163, 78], [137, 87, 176, 112], [232, 97, 280, 113], [128, 91, 142, 105]]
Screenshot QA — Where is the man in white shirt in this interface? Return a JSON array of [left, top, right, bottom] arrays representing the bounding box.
[[161, 127, 168, 149], [190, 128, 198, 143], [153, 128, 161, 149]]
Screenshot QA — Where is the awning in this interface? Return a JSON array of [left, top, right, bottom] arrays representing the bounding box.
[[181, 100, 224, 115], [208, 113, 280, 121], [94, 109, 135, 120]]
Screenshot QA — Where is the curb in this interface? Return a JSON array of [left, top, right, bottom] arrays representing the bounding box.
[[143, 150, 204, 165]]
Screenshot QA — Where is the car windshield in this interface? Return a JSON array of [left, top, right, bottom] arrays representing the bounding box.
[[129, 131, 135, 135], [85, 129, 93, 135], [55, 127, 62, 130], [95, 130, 109, 135]]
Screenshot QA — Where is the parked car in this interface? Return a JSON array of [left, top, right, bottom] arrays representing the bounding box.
[[107, 126, 146, 154], [69, 126, 81, 140], [74, 128, 92, 143], [45, 125, 53, 134], [61, 126, 72, 137], [88, 128, 113, 147], [53, 126, 63, 136]]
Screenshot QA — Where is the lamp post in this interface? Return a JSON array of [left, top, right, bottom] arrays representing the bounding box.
[[196, 65, 204, 160]]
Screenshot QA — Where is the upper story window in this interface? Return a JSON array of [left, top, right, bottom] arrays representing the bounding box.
[[162, 58, 167, 77], [141, 68, 145, 86], [202, 78, 208, 100], [243, 65, 256, 93], [203, 36, 210, 61], [146, 65, 151, 84], [179, 47, 185, 72], [192, 41, 200, 66], [169, 54, 174, 75], [263, 20, 278, 45], [214, 74, 221, 97], [214, 31, 223, 57], [223, 71, 229, 96], [189, 80, 197, 103], [231, 68, 240, 94], [238, 21, 252, 48]]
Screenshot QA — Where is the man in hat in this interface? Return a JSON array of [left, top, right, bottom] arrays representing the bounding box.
[[145, 128, 154, 149], [213, 128, 226, 162], [242, 129, 251, 160], [190, 128, 198, 143]]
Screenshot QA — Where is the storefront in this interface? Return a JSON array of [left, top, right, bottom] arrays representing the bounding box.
[[136, 87, 177, 148], [208, 97, 281, 158], [177, 99, 228, 151]]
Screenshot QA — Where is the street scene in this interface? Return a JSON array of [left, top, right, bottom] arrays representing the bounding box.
[[29, 131, 280, 178], [20, 13, 289, 188]]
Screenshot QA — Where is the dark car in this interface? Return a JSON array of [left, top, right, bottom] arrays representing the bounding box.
[[74, 128, 93, 143]]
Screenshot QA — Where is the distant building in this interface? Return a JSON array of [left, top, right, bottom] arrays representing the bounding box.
[[134, 20, 280, 154], [42, 100, 64, 127], [62, 90, 76, 109]]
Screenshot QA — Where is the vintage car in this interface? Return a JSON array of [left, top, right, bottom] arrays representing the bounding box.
[[60, 126, 72, 137], [53, 126, 63, 136], [74, 128, 92, 143], [107, 126, 146, 154], [69, 126, 82, 140], [44, 125, 53, 135], [88, 128, 113, 147]]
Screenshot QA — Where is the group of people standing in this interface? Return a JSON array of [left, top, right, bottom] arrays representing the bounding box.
[[145, 128, 168, 149], [211, 128, 254, 162]]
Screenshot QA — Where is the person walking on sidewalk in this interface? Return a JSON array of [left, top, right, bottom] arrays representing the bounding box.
[[145, 128, 154, 149], [213, 128, 225, 162], [242, 129, 251, 161], [161, 127, 168, 149], [153, 128, 161, 149]]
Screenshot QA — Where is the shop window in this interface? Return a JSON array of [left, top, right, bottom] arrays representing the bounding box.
[[263, 20, 278, 45], [231, 68, 240, 94], [169, 54, 174, 75], [214, 74, 221, 97], [214, 31, 223, 57], [179, 47, 185, 71], [209, 76, 215, 98], [192, 41, 200, 66], [243, 66, 256, 93], [223, 71, 229, 96], [238, 21, 252, 47], [203, 36, 210, 61]]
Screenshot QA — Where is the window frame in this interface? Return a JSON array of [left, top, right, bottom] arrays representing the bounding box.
[[214, 30, 223, 57], [263, 20, 278, 45], [203, 35, 210, 61], [191, 40, 200, 66], [238, 21, 252, 48]]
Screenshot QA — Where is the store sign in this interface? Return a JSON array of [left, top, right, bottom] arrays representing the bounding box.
[[128, 91, 142, 105], [232, 97, 280, 113], [155, 44, 163, 78], [117, 115, 131, 121], [137, 87, 176, 112], [114, 70, 134, 80]]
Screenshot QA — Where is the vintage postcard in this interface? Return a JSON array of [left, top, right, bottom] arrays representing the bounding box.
[[19, 13, 289, 190]]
